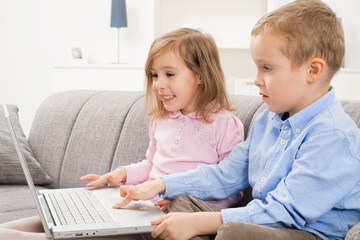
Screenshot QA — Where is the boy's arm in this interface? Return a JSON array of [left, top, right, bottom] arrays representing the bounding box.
[[160, 127, 360, 232], [115, 178, 223, 239], [151, 212, 222, 239], [113, 137, 251, 208], [162, 138, 250, 200], [221, 129, 360, 228], [113, 178, 166, 208]]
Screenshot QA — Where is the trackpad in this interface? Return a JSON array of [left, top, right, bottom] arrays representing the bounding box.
[[110, 198, 152, 210]]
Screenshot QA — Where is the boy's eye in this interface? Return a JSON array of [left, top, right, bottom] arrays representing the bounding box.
[[263, 65, 272, 71]]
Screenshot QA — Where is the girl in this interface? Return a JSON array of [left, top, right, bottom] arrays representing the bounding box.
[[0, 28, 244, 239], [81, 27, 244, 210]]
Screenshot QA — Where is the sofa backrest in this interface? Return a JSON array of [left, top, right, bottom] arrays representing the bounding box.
[[28, 91, 360, 189], [28, 91, 146, 188]]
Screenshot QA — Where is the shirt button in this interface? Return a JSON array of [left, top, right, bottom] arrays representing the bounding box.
[[178, 127, 183, 132], [261, 177, 266, 183], [295, 128, 301, 133], [280, 139, 286, 145], [174, 139, 179, 145]]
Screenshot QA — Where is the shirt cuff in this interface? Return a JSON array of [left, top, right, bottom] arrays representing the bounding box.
[[221, 207, 252, 225], [161, 174, 185, 198], [123, 166, 140, 185]]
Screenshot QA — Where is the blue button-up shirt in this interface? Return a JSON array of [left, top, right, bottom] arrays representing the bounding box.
[[162, 88, 360, 240]]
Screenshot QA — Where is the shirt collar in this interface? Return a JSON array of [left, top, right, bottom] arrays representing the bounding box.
[[272, 86, 337, 134], [168, 110, 201, 119], [168, 101, 219, 120]]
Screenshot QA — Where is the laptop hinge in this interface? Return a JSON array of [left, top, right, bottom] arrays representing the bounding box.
[[39, 195, 55, 239]]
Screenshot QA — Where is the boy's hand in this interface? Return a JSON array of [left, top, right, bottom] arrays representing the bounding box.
[[80, 167, 127, 187], [112, 178, 166, 209], [150, 212, 222, 240], [155, 198, 172, 212]]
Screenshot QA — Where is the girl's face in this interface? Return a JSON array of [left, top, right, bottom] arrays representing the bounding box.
[[151, 50, 202, 115], [250, 33, 312, 116]]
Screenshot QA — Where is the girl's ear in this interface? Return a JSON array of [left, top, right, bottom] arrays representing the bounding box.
[[307, 57, 325, 83], [197, 74, 205, 84]]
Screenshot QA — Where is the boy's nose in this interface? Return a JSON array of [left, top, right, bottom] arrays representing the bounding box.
[[254, 73, 264, 87]]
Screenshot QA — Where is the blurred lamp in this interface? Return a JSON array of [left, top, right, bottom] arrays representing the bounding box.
[[111, 0, 127, 64]]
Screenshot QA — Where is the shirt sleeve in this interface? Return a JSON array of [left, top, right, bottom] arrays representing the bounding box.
[[221, 128, 360, 227], [213, 112, 244, 162], [124, 120, 157, 185], [162, 134, 251, 200], [163, 126, 360, 229]]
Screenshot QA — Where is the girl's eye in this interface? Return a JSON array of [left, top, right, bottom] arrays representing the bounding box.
[[167, 72, 175, 77], [152, 73, 158, 78], [263, 65, 272, 71]]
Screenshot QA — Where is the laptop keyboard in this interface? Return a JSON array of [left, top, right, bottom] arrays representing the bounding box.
[[49, 191, 114, 225]]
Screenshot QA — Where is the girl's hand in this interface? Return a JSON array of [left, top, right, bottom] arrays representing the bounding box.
[[155, 198, 172, 212], [80, 167, 127, 187], [112, 178, 166, 208], [150, 212, 222, 240]]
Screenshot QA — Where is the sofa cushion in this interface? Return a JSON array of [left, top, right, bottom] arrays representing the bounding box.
[[346, 222, 360, 240], [341, 101, 360, 128], [112, 96, 150, 170], [0, 105, 52, 185], [58, 91, 145, 188], [0, 185, 48, 224], [229, 95, 265, 138], [29, 91, 105, 189]]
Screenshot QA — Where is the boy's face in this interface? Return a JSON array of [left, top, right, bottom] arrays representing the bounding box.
[[250, 34, 311, 116]]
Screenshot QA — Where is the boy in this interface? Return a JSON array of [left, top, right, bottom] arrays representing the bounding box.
[[117, 0, 360, 239]]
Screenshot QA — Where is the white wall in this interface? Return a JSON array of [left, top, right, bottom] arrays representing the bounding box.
[[0, 0, 152, 135], [0, 0, 359, 135]]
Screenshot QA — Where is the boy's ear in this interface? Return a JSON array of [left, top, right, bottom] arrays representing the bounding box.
[[307, 57, 326, 83]]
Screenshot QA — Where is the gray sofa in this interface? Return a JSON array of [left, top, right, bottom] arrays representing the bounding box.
[[0, 90, 359, 239]]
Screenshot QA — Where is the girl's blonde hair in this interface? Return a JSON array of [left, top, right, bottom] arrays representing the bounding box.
[[145, 28, 232, 122], [251, 0, 344, 78]]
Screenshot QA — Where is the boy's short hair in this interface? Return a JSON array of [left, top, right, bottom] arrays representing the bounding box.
[[251, 0, 344, 77]]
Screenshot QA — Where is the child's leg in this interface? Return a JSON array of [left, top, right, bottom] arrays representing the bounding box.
[[168, 195, 223, 240], [169, 195, 223, 213], [215, 222, 322, 240], [0, 216, 46, 240], [0, 216, 143, 240], [0, 216, 44, 232], [168, 196, 322, 240]]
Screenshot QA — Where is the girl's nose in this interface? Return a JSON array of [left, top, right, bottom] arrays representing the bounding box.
[[154, 76, 166, 89]]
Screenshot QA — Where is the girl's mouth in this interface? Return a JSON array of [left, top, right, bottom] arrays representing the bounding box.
[[162, 95, 175, 100]]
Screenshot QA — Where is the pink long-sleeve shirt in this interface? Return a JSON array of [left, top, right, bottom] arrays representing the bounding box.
[[124, 108, 244, 207]]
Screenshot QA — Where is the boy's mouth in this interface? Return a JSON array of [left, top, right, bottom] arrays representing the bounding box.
[[259, 92, 268, 99]]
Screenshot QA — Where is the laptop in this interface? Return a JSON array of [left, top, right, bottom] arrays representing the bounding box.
[[3, 104, 165, 239]]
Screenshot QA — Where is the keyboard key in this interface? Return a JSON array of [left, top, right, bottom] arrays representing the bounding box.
[[49, 191, 114, 226]]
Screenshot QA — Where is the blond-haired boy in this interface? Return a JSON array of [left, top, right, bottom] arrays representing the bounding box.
[[118, 0, 360, 239]]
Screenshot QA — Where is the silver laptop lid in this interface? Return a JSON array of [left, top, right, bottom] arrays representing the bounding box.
[[3, 104, 53, 239]]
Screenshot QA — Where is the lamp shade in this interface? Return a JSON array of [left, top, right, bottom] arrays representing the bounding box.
[[111, 0, 127, 28]]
